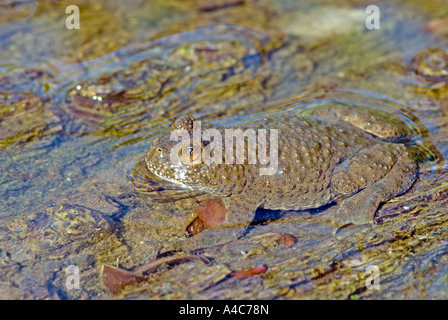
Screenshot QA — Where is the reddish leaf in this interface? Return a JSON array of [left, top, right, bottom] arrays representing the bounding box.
[[230, 264, 268, 278], [422, 16, 448, 34], [195, 199, 227, 229], [187, 216, 206, 236], [101, 265, 146, 295]]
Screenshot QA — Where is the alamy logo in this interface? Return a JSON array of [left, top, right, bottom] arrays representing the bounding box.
[[365, 265, 380, 290], [65, 5, 80, 30], [170, 121, 278, 175], [365, 5, 380, 30], [65, 265, 80, 290]]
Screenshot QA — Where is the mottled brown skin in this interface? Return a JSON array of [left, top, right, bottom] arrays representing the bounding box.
[[145, 107, 418, 251]]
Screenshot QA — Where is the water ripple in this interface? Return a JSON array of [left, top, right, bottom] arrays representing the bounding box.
[[48, 25, 267, 137]]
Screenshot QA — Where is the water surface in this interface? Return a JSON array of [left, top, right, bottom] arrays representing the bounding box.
[[1, 0, 448, 299]]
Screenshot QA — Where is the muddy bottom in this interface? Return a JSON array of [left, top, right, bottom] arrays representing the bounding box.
[[1, 0, 448, 299]]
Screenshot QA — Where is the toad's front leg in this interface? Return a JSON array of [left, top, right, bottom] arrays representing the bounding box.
[[168, 193, 259, 252]]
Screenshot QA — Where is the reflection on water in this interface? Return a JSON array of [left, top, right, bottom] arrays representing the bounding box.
[[1, 0, 448, 299], [48, 25, 266, 138], [410, 48, 448, 88]]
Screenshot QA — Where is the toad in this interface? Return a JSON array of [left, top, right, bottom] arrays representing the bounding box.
[[145, 105, 421, 250]]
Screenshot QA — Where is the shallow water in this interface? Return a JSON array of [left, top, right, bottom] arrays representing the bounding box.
[[1, 0, 448, 299]]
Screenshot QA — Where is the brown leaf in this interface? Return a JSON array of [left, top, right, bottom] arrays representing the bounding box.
[[187, 216, 206, 236], [195, 199, 227, 229], [230, 264, 268, 278], [422, 16, 448, 35], [100, 265, 146, 295]]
